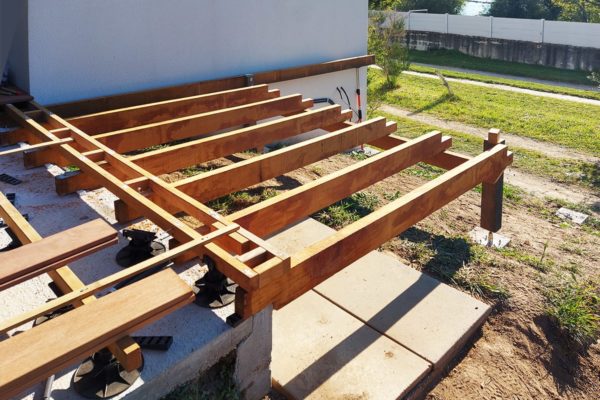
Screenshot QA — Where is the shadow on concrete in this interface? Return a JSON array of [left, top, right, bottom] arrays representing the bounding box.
[[284, 272, 440, 398]]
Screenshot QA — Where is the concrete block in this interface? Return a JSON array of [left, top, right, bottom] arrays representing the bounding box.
[[235, 305, 273, 400], [272, 291, 431, 400], [315, 251, 491, 369]]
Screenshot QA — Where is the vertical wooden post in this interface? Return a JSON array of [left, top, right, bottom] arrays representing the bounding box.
[[481, 129, 505, 232]]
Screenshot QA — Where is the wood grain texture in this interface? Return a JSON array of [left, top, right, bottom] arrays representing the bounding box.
[[0, 219, 117, 291], [230, 132, 451, 237], [0, 192, 142, 371], [0, 269, 194, 399], [236, 144, 513, 317]]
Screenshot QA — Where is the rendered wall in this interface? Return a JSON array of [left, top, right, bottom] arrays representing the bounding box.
[[24, 0, 368, 105]]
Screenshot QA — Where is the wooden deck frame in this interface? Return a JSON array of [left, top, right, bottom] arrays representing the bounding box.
[[0, 55, 513, 394]]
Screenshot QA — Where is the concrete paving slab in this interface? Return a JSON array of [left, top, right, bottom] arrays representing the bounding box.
[[272, 291, 431, 400], [315, 251, 491, 369], [556, 207, 589, 225], [469, 226, 511, 248]]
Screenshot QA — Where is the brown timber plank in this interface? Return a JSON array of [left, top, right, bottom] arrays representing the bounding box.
[[175, 118, 397, 202], [0, 269, 194, 399], [69, 85, 277, 134], [230, 132, 451, 237], [0, 219, 117, 291], [236, 144, 513, 317], [93, 95, 310, 154], [0, 192, 143, 371]]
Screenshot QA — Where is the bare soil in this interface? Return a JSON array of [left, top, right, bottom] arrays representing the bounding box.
[[173, 150, 600, 399]]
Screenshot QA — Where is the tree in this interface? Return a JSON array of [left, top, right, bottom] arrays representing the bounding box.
[[485, 0, 557, 19], [551, 0, 600, 22], [368, 13, 410, 88], [370, 0, 466, 14]]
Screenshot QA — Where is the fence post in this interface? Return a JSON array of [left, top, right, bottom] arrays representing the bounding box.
[[446, 13, 449, 34], [541, 19, 545, 43], [490, 16, 494, 38]]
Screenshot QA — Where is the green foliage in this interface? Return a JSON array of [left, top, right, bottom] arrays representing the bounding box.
[[545, 277, 600, 347], [486, 0, 562, 19], [370, 0, 466, 14], [589, 71, 600, 88], [368, 12, 410, 89], [552, 0, 600, 22]]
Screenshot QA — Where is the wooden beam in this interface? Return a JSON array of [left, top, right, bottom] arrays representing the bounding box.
[[92, 95, 310, 153], [0, 219, 118, 291], [130, 105, 352, 175], [230, 132, 452, 237], [0, 192, 142, 371], [68, 85, 277, 134], [5, 103, 261, 291], [236, 144, 513, 317], [0, 269, 194, 399], [48, 55, 374, 117], [0, 224, 238, 334], [369, 134, 470, 170], [175, 118, 397, 202], [112, 118, 395, 222]]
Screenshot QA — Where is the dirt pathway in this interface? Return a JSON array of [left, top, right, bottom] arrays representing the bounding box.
[[381, 104, 600, 207], [380, 104, 599, 164]]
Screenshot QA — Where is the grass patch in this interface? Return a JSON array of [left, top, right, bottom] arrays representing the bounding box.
[[410, 64, 600, 101], [375, 111, 600, 191], [391, 229, 510, 302], [373, 71, 600, 156], [544, 277, 600, 348], [208, 188, 278, 215], [409, 49, 594, 86], [314, 192, 380, 229], [497, 246, 554, 272]]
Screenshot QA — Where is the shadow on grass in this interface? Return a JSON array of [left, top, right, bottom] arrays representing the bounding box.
[[408, 92, 456, 116], [400, 226, 471, 281], [580, 161, 600, 190]]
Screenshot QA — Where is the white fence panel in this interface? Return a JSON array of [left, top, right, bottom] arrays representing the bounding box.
[[409, 13, 446, 33], [448, 15, 490, 37], [492, 17, 542, 42], [544, 20, 600, 48]]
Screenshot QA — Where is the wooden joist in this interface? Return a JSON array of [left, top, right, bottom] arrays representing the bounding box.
[[0, 269, 195, 399], [113, 117, 396, 222], [69, 85, 278, 135], [235, 143, 513, 317], [0, 219, 117, 291], [0, 192, 142, 371], [230, 131, 452, 237]]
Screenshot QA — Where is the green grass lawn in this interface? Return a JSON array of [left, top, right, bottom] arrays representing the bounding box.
[[371, 70, 600, 156], [409, 64, 600, 101], [375, 111, 599, 192], [409, 49, 595, 86]]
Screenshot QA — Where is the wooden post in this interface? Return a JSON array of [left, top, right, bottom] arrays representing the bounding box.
[[481, 128, 505, 233]]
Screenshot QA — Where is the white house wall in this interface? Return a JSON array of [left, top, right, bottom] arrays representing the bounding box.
[[25, 0, 368, 106]]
